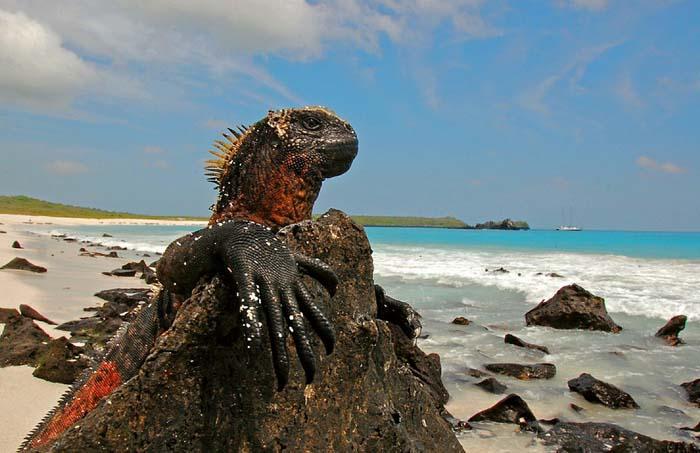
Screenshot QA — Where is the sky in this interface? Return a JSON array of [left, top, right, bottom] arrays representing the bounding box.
[[0, 0, 699, 230]]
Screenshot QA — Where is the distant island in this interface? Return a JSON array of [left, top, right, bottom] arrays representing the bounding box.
[[0, 195, 529, 230]]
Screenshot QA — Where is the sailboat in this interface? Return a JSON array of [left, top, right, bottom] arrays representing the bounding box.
[[557, 207, 582, 231]]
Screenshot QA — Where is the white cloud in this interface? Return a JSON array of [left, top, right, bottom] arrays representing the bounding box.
[[46, 160, 89, 175], [520, 41, 620, 115], [0, 1, 503, 113], [0, 10, 95, 110], [636, 156, 687, 174]]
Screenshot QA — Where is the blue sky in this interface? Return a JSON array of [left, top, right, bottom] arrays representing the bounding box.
[[1, 0, 698, 230]]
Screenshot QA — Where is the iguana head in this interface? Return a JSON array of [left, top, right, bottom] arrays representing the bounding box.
[[206, 107, 358, 228]]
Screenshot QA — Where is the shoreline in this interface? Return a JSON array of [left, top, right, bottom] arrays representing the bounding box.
[[0, 217, 154, 451]]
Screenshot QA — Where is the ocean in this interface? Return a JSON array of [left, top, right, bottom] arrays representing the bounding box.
[[31, 223, 700, 449]]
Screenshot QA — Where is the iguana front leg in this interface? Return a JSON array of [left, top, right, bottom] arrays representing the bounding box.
[[157, 220, 337, 389]]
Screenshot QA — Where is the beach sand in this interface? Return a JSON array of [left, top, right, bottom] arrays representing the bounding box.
[[0, 214, 170, 451]]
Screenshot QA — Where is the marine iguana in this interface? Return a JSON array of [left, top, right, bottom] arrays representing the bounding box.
[[21, 106, 418, 451]]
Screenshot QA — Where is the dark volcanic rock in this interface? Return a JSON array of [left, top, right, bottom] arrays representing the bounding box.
[[539, 422, 700, 452], [57, 288, 152, 350], [11, 240, 23, 249], [33, 337, 88, 384], [452, 316, 471, 325], [0, 307, 20, 323], [468, 394, 540, 431], [103, 268, 137, 277], [567, 373, 639, 409], [656, 315, 687, 346], [485, 363, 556, 380], [1, 257, 47, 273], [49, 210, 463, 452], [504, 333, 550, 354], [681, 379, 700, 406], [19, 304, 57, 325], [525, 284, 622, 333], [0, 313, 51, 366], [466, 368, 491, 379], [94, 288, 153, 307], [475, 377, 507, 394]]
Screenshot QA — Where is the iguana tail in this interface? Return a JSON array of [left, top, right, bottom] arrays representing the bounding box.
[[19, 290, 173, 451]]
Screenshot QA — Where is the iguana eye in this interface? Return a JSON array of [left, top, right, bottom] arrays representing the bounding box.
[[301, 116, 322, 131]]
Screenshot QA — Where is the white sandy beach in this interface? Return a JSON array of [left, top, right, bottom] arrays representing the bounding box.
[[0, 214, 174, 451]]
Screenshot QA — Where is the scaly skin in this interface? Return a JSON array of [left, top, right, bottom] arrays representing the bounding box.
[[20, 107, 358, 451]]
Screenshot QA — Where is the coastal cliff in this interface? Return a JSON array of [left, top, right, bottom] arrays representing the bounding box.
[[47, 210, 463, 452]]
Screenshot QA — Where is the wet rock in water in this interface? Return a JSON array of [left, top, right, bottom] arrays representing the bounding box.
[[484, 363, 556, 380], [546, 272, 564, 278], [0, 307, 20, 323], [504, 333, 550, 354], [524, 284, 622, 333], [0, 257, 47, 273], [103, 268, 137, 277], [108, 245, 127, 250], [33, 337, 88, 384], [102, 233, 113, 237], [19, 304, 57, 325], [11, 240, 23, 249], [468, 394, 540, 432], [47, 210, 463, 452], [655, 315, 687, 346], [475, 377, 507, 394], [567, 373, 639, 409], [0, 313, 51, 366], [489, 267, 509, 274], [681, 379, 700, 406], [452, 316, 471, 325], [539, 422, 700, 452], [466, 368, 491, 379]]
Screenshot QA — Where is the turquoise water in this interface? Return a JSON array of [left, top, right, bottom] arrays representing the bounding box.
[[366, 228, 700, 260]]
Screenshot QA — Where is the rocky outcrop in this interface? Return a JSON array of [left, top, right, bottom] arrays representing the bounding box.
[[525, 284, 622, 333], [452, 316, 471, 325], [48, 210, 463, 452], [567, 373, 639, 409], [656, 315, 687, 346], [19, 304, 57, 325], [468, 394, 539, 431], [32, 337, 88, 384], [681, 379, 700, 407], [0, 307, 19, 323], [475, 377, 507, 394], [0, 312, 51, 366], [484, 363, 556, 380], [504, 333, 549, 354], [473, 219, 530, 230], [539, 422, 699, 452], [0, 257, 47, 273], [57, 288, 153, 351]]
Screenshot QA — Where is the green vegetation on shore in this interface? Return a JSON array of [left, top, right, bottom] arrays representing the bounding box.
[[0, 195, 528, 230], [0, 195, 206, 221]]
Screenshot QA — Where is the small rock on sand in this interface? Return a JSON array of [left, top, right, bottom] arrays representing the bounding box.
[[11, 240, 22, 249], [32, 337, 88, 384], [0, 257, 47, 273], [0, 313, 51, 367], [19, 304, 57, 325]]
